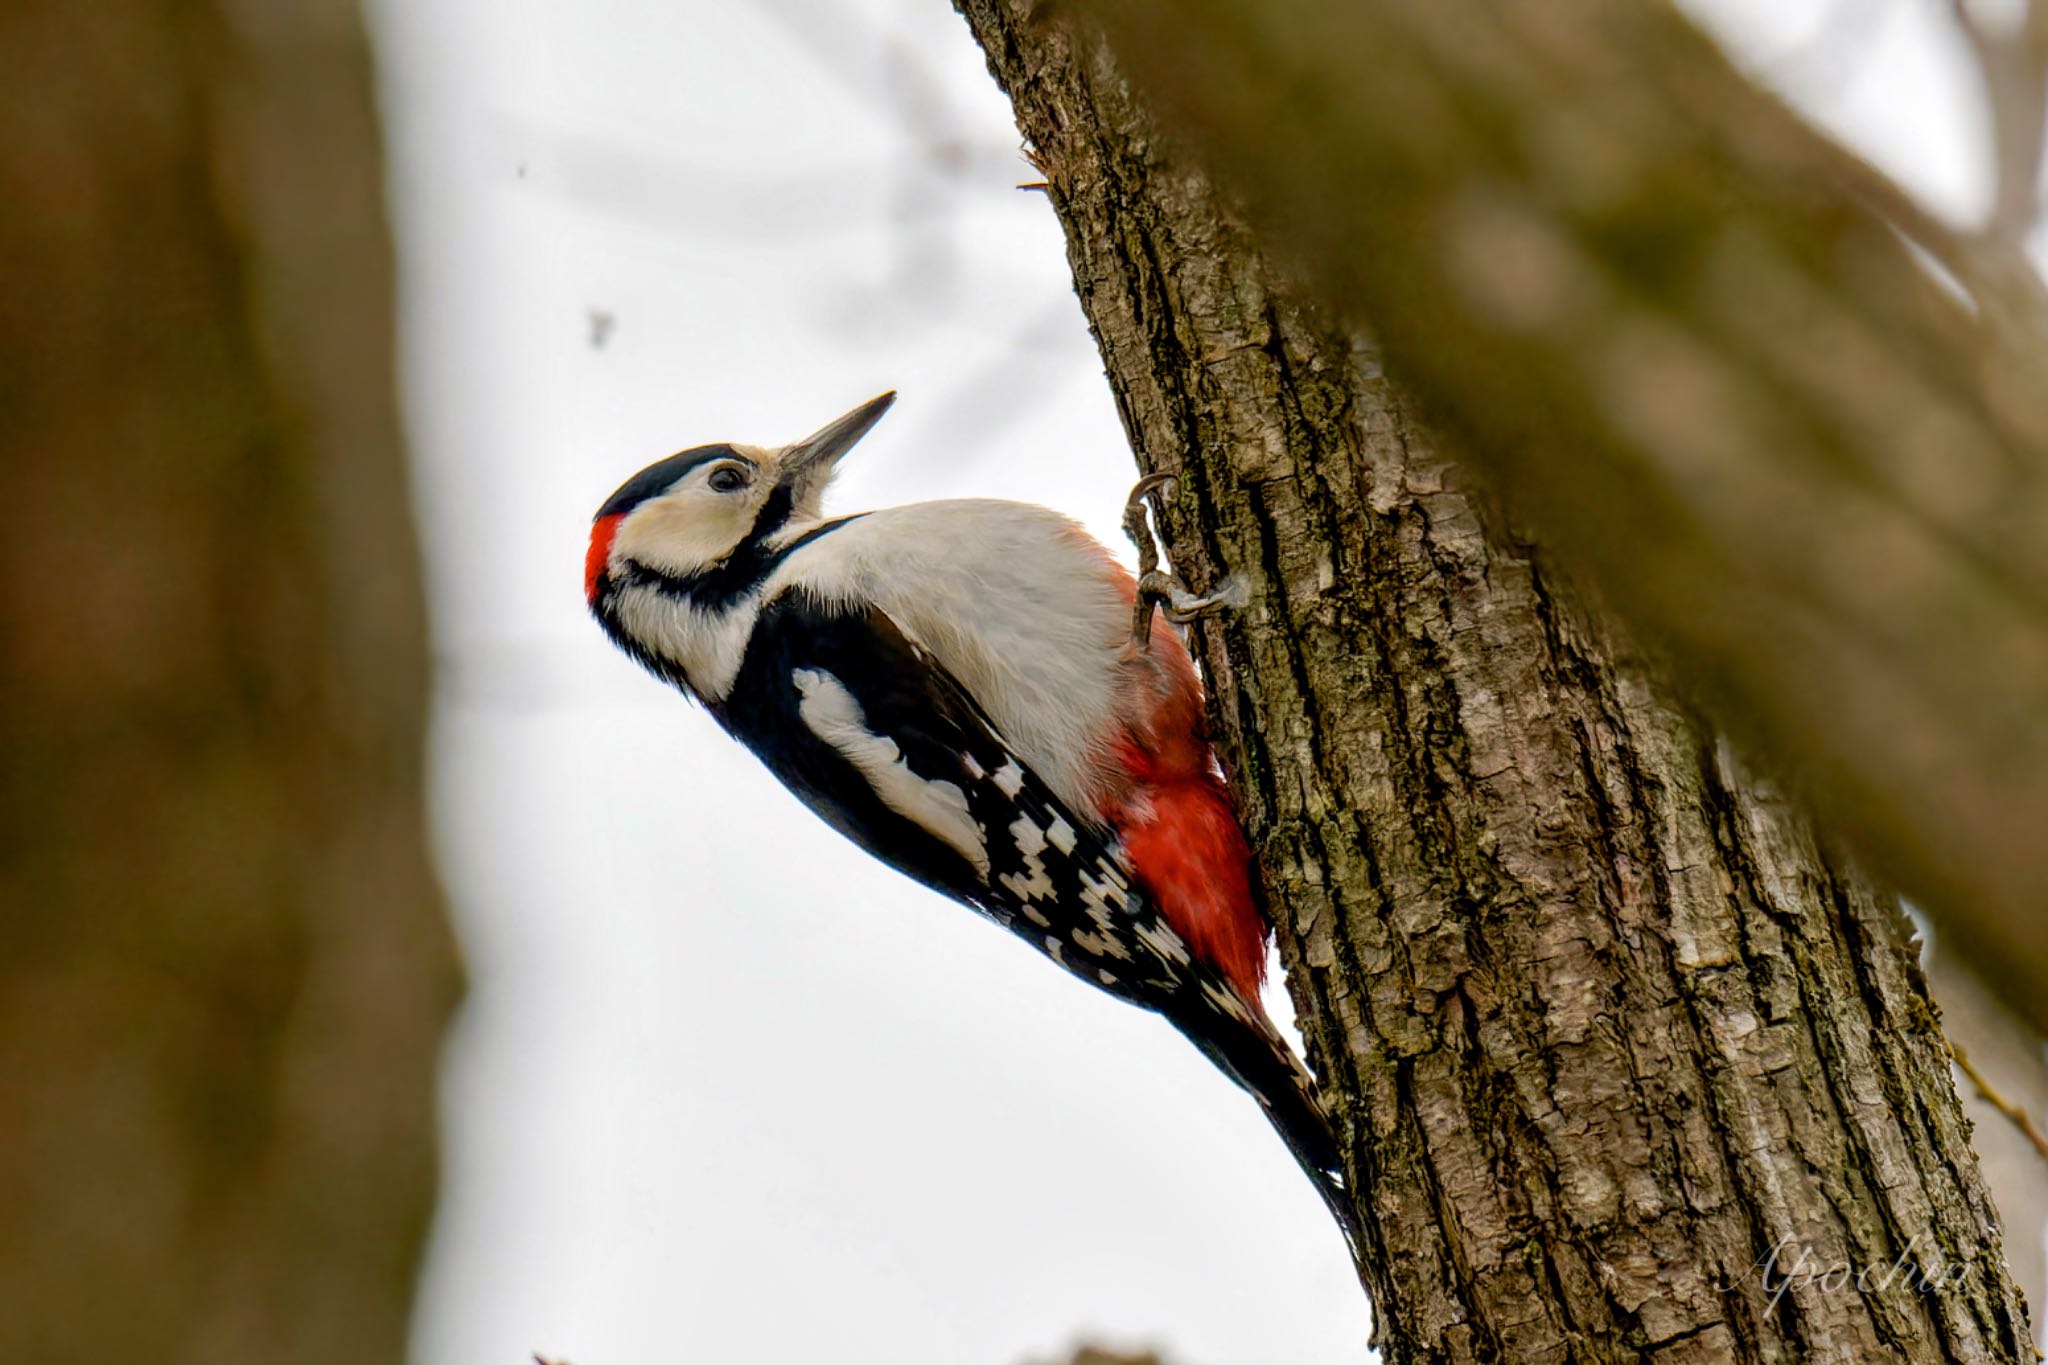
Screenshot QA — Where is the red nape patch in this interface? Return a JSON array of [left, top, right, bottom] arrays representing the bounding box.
[[1117, 776, 1269, 1004], [585, 512, 626, 604]]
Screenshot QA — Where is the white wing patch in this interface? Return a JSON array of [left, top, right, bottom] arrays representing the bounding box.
[[791, 668, 989, 877], [1000, 814, 1058, 911], [991, 759, 1026, 797], [1201, 978, 1257, 1025], [1079, 866, 1132, 919], [1135, 918, 1194, 967], [1076, 867, 1134, 961]]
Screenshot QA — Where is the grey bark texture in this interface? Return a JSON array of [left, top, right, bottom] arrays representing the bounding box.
[[958, 4, 2037, 1362], [0, 1, 458, 1362], [1019, 0, 2048, 1044]]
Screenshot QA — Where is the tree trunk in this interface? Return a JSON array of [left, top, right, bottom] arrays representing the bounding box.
[[959, 6, 2035, 1362], [0, 2, 458, 1363], [1040, 0, 2048, 1044]]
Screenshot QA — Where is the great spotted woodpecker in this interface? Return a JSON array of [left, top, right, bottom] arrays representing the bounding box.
[[585, 392, 1356, 1249]]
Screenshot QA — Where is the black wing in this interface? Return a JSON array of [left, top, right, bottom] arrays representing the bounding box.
[[711, 595, 1356, 1246], [714, 596, 1162, 996]]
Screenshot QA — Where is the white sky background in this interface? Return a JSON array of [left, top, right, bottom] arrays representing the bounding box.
[[368, 3, 1991, 1362]]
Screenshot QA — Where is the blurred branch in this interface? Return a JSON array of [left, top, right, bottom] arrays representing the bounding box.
[[1061, 0, 2048, 1037], [1953, 1039, 2048, 1167], [1927, 0, 2048, 347], [749, 0, 1015, 184], [901, 300, 1089, 470], [1947, 0, 2048, 249], [1760, 0, 1897, 98]]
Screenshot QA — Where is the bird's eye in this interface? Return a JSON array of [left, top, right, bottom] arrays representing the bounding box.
[[707, 465, 748, 494]]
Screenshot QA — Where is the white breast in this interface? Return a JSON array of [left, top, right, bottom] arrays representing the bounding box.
[[611, 580, 762, 701]]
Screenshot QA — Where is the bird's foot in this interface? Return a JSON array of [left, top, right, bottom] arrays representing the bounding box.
[[1122, 473, 1175, 576], [1138, 570, 1246, 627], [1123, 473, 1242, 645]]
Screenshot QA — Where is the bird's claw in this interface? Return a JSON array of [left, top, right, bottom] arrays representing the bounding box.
[[1127, 470, 1177, 508], [1123, 473, 1236, 647], [1139, 571, 1242, 626], [1122, 473, 1176, 577]]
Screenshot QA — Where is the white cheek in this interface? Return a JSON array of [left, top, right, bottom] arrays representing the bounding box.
[[614, 491, 757, 575]]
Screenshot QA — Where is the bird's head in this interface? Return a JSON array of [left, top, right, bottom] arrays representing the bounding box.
[[585, 390, 895, 607]]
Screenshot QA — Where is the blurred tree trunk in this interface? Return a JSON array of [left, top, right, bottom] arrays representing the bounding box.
[[0, 2, 458, 1364], [960, 4, 2036, 1362]]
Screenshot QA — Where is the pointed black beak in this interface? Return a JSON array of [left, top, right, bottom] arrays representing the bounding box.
[[781, 390, 896, 483]]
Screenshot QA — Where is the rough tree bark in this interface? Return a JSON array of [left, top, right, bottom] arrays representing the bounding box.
[[1054, 0, 2048, 1044], [0, 2, 458, 1363], [960, 5, 2035, 1362]]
